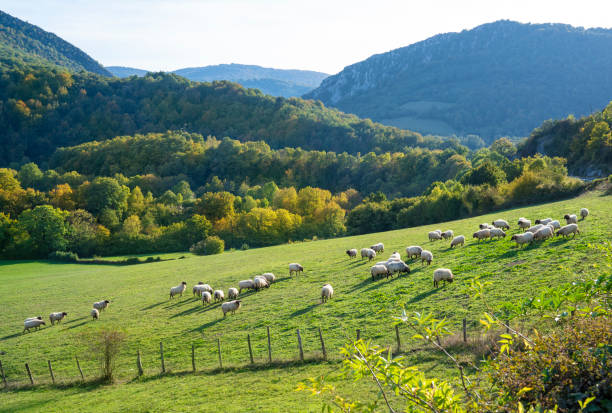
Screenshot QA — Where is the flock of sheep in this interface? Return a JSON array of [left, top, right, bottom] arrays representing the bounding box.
[[20, 207, 589, 333]]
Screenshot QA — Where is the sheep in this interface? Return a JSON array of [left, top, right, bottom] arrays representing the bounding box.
[[49, 312, 68, 325], [564, 214, 578, 225], [533, 226, 554, 241], [511, 232, 534, 247], [346, 248, 358, 258], [526, 224, 544, 233], [428, 231, 443, 241], [549, 220, 561, 230], [479, 223, 494, 230], [518, 218, 531, 231], [492, 219, 510, 230], [321, 284, 334, 303], [289, 263, 304, 276], [261, 273, 276, 284], [253, 276, 269, 291], [433, 268, 454, 288], [221, 300, 242, 317], [360, 248, 376, 261], [420, 250, 433, 265], [489, 228, 506, 239], [472, 229, 491, 242], [93, 299, 110, 311], [386, 260, 411, 276], [25, 316, 43, 322], [201, 291, 212, 305], [389, 251, 401, 261], [238, 280, 255, 293], [535, 218, 553, 225], [169, 281, 187, 299], [406, 246, 423, 259], [450, 235, 465, 248], [23, 318, 46, 332], [580, 208, 589, 220], [371, 264, 390, 281], [91, 308, 99, 320], [193, 284, 211, 297], [370, 242, 384, 253], [556, 223, 580, 238], [214, 290, 225, 302], [441, 230, 454, 240], [228, 287, 239, 300]]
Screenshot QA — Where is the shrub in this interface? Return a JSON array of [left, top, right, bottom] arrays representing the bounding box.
[[80, 328, 126, 383], [240, 243, 249, 251], [124, 257, 140, 264], [189, 240, 207, 255], [48, 250, 79, 262], [190, 236, 225, 255]]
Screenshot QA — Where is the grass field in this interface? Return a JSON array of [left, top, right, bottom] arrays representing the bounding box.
[[0, 191, 610, 412]]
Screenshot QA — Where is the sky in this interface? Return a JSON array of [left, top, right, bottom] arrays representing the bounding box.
[[2, 0, 612, 74]]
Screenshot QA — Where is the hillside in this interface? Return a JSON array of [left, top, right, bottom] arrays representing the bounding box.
[[0, 191, 609, 411], [0, 10, 110, 76], [304, 20, 612, 141], [105, 66, 148, 77]]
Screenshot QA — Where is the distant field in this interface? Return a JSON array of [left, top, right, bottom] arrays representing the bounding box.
[[0, 191, 610, 412]]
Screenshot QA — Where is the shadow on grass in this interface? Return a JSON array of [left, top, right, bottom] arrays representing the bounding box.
[[140, 300, 167, 311], [191, 317, 223, 332], [289, 303, 318, 318], [162, 297, 195, 310], [65, 320, 90, 330], [63, 316, 87, 325], [346, 278, 372, 293], [0, 332, 22, 341], [407, 288, 437, 303]]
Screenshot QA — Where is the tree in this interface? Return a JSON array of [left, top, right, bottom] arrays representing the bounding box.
[[17, 163, 43, 189], [196, 192, 235, 221], [18, 205, 67, 256], [490, 137, 517, 158], [461, 161, 507, 187], [65, 210, 104, 257], [49, 183, 75, 210], [80, 177, 129, 215], [173, 180, 194, 201], [121, 215, 142, 236], [127, 186, 145, 215]]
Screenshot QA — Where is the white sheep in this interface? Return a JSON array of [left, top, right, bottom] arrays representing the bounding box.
[[93, 299, 110, 311], [580, 208, 589, 220], [518, 218, 531, 231], [49, 312, 68, 325], [433, 268, 454, 288], [389, 252, 401, 261], [91, 308, 99, 320], [420, 250, 433, 265], [261, 273, 276, 284], [214, 290, 225, 302], [386, 260, 411, 275], [169, 282, 187, 299], [321, 284, 334, 303], [450, 235, 465, 248], [489, 228, 506, 239], [25, 316, 43, 322], [533, 226, 554, 241], [479, 223, 494, 230], [346, 248, 358, 258], [441, 230, 454, 240], [492, 219, 510, 229], [238, 280, 255, 293], [193, 283, 212, 296], [472, 229, 491, 241], [556, 223, 580, 238], [289, 263, 304, 276], [228, 287, 239, 300], [564, 214, 578, 224], [526, 224, 544, 233], [549, 220, 561, 230], [360, 248, 376, 261], [23, 318, 46, 332], [370, 264, 390, 281], [535, 218, 553, 225], [253, 277, 269, 291], [428, 231, 443, 241], [221, 300, 242, 317], [406, 246, 423, 259], [511, 232, 534, 246], [370, 242, 384, 253], [201, 291, 212, 305]]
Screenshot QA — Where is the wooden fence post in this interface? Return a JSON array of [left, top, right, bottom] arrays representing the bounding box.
[[217, 338, 223, 369], [356, 329, 361, 341], [47, 360, 55, 384], [463, 318, 467, 343], [25, 363, 34, 385], [75, 356, 84, 381], [247, 334, 254, 364], [137, 349, 143, 376], [318, 327, 327, 360], [505, 320, 510, 334], [191, 344, 196, 372], [395, 324, 401, 352], [267, 326, 272, 364], [0, 359, 7, 388], [297, 329, 304, 361], [160, 342, 165, 373]]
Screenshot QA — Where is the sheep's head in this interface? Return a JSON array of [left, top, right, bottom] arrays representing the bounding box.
[[535, 219, 541, 224], [41, 321, 46, 325], [62, 312, 68, 316], [564, 214, 570, 219], [473, 232, 479, 238], [181, 281, 187, 285], [36, 316, 42, 320], [198, 281, 204, 285], [511, 235, 517, 240], [104, 300, 110, 304], [448, 278, 454, 283]]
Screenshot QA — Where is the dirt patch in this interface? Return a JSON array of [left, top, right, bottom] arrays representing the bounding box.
[[506, 259, 527, 267]]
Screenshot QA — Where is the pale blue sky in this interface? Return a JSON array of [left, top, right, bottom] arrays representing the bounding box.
[[2, 0, 611, 74]]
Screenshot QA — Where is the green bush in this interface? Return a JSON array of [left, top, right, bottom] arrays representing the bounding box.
[[48, 250, 79, 262], [240, 243, 249, 251], [190, 236, 225, 255]]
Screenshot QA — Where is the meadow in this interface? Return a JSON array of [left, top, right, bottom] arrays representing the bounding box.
[[0, 190, 610, 412]]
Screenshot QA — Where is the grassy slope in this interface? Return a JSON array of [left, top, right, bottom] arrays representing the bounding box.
[[0, 191, 610, 412]]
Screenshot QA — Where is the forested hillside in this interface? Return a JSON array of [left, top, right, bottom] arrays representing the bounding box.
[[0, 10, 110, 76], [305, 20, 612, 140]]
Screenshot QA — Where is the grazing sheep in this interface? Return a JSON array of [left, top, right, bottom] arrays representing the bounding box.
[[25, 316, 43, 322], [556, 223, 580, 238], [518, 218, 531, 231], [90, 308, 99, 320], [535, 218, 553, 225], [492, 219, 510, 230], [170, 282, 187, 299], [370, 242, 384, 253], [289, 263, 304, 276], [360, 248, 376, 261], [580, 208, 589, 220], [93, 299, 111, 311], [472, 229, 491, 241], [321, 284, 334, 303], [489, 228, 507, 239], [428, 231, 443, 241], [371, 264, 390, 281], [193, 284, 212, 297], [238, 280, 255, 293], [479, 223, 494, 230], [214, 290, 225, 302], [346, 248, 358, 258], [261, 273, 276, 284], [564, 214, 578, 225], [389, 251, 401, 261], [526, 224, 544, 233], [221, 300, 242, 317], [23, 318, 46, 332], [406, 246, 423, 259], [533, 226, 554, 241], [433, 268, 454, 288], [442, 230, 454, 240], [253, 277, 269, 291], [201, 291, 212, 305], [420, 250, 433, 265], [386, 260, 411, 276], [450, 235, 465, 248], [228, 287, 239, 300], [549, 220, 561, 230], [49, 312, 67, 325], [511, 232, 534, 247]]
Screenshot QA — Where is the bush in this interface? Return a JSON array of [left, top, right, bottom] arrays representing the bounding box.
[[240, 243, 249, 251], [80, 328, 126, 383], [190, 236, 225, 255], [48, 250, 79, 262]]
